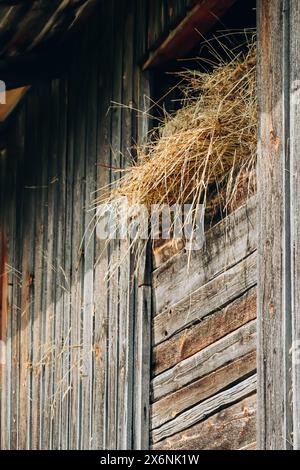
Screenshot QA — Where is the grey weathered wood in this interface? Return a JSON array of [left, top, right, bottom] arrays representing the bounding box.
[[81, 21, 98, 450], [152, 374, 256, 444], [69, 32, 86, 449], [154, 251, 256, 346], [257, 0, 293, 450], [153, 287, 256, 375], [51, 78, 68, 450], [92, 0, 114, 451], [152, 320, 256, 402], [117, 1, 135, 450], [18, 95, 40, 450], [153, 196, 257, 316], [152, 350, 256, 430], [132, 0, 152, 450], [31, 83, 50, 450], [134, 285, 152, 450], [106, 0, 122, 449], [0, 0, 196, 451], [153, 394, 256, 450]]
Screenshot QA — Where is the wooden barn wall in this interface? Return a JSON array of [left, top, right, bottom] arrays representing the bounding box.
[[0, 0, 194, 451], [150, 197, 257, 450]]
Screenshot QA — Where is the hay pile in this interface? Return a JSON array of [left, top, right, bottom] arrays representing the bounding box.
[[104, 43, 256, 220]]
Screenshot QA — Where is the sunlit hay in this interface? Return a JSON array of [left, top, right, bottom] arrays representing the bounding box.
[[100, 43, 256, 215], [94, 40, 256, 277]]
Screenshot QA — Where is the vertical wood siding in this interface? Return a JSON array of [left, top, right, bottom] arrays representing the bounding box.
[[0, 0, 193, 450], [257, 0, 300, 450]]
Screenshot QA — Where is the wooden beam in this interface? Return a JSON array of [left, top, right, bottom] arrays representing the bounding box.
[[143, 0, 237, 70], [153, 196, 257, 318], [152, 320, 256, 402], [257, 0, 293, 450]]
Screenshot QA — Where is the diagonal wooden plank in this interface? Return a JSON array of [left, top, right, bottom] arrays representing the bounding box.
[[153, 287, 256, 376], [152, 374, 257, 444], [153, 196, 257, 317], [152, 320, 256, 402]]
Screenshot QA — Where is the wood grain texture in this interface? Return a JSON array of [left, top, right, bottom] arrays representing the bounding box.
[[152, 350, 256, 430], [290, 0, 300, 451], [153, 254, 256, 351], [152, 374, 256, 443], [153, 196, 256, 317], [153, 394, 256, 450], [144, 0, 236, 69], [257, 0, 293, 450], [152, 320, 256, 402]]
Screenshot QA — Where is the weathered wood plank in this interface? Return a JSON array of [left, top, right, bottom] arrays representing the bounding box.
[[92, 0, 114, 451], [134, 285, 152, 450], [30, 83, 49, 450], [0, 127, 9, 449], [153, 394, 256, 450], [144, 0, 237, 69], [18, 96, 36, 449], [8, 106, 25, 450], [152, 374, 256, 444], [153, 252, 256, 347], [50, 78, 68, 450], [290, 0, 300, 451], [117, 0, 135, 450], [152, 320, 256, 402], [153, 196, 256, 316], [152, 350, 256, 430], [106, 0, 122, 450], [257, 0, 292, 450], [69, 30, 89, 450], [153, 287, 256, 375]]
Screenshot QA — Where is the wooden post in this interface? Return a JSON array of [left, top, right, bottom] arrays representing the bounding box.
[[257, 0, 299, 449]]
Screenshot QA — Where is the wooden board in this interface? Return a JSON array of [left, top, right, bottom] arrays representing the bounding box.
[[153, 196, 256, 317], [290, 0, 300, 451], [152, 320, 256, 402], [153, 394, 256, 450], [144, 0, 237, 69], [152, 375, 256, 444], [153, 287, 256, 375], [152, 350, 256, 430]]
